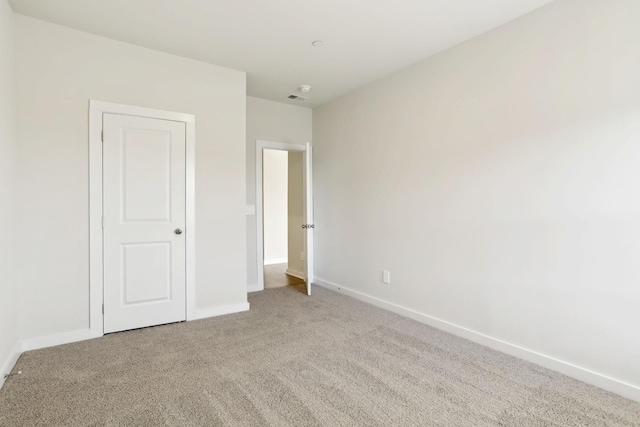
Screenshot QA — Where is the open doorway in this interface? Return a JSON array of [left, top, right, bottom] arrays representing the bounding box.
[[255, 140, 314, 295], [262, 149, 305, 290]]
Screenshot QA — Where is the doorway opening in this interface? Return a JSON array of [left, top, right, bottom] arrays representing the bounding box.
[[255, 140, 314, 295], [262, 149, 306, 290]]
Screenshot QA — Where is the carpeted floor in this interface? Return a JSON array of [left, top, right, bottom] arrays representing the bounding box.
[[1, 284, 639, 426]]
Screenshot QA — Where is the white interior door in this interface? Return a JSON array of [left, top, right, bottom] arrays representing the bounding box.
[[304, 142, 314, 295], [103, 113, 187, 333]]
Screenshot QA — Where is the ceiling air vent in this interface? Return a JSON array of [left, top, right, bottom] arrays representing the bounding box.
[[287, 94, 308, 101]]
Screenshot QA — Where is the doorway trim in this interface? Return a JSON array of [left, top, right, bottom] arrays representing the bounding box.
[[89, 100, 196, 338], [254, 140, 307, 293]]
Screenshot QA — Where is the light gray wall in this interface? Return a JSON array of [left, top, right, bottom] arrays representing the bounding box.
[[313, 0, 640, 395], [246, 96, 312, 287], [15, 15, 247, 341], [0, 0, 20, 381]]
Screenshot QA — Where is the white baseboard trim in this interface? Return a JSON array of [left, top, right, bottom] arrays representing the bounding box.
[[0, 341, 22, 390], [247, 283, 262, 293], [285, 268, 305, 280], [264, 258, 288, 266], [193, 302, 250, 320], [314, 277, 640, 403], [21, 329, 96, 353], [2, 302, 250, 386]]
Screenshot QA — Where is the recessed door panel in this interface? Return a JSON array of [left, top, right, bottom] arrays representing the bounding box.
[[122, 130, 171, 222], [103, 113, 186, 333], [122, 242, 171, 305]]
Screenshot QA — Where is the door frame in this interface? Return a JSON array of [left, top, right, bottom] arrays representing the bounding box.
[[89, 100, 196, 337], [254, 140, 310, 293]]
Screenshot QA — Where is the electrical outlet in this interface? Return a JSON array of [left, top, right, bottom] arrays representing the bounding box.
[[300, 251, 305, 261], [382, 270, 391, 284]]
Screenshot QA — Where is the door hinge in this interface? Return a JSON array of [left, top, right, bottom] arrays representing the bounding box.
[[101, 217, 104, 228], [101, 130, 104, 142], [102, 304, 104, 314]]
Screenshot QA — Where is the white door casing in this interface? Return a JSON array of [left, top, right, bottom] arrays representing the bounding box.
[[89, 100, 196, 338], [103, 114, 186, 333], [254, 140, 313, 294]]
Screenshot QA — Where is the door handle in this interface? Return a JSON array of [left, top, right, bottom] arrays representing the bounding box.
[[175, 228, 183, 235]]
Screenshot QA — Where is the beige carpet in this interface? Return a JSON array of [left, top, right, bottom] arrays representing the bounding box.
[[1, 284, 639, 426]]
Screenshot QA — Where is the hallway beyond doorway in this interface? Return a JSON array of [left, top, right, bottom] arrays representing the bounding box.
[[264, 263, 305, 289]]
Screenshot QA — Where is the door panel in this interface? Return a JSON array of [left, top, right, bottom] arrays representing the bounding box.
[[304, 142, 314, 295], [103, 113, 186, 333], [122, 132, 172, 222], [122, 242, 171, 304]]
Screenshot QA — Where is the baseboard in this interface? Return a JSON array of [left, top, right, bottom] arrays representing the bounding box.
[[314, 277, 640, 403], [21, 329, 96, 353], [263, 258, 288, 266], [285, 268, 305, 280], [8, 303, 250, 366], [0, 341, 22, 390], [193, 302, 250, 320], [247, 283, 262, 293]]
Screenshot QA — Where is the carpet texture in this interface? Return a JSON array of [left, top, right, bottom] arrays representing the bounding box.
[[1, 284, 639, 426]]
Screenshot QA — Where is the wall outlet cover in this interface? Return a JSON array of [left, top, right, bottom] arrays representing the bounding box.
[[383, 270, 391, 284]]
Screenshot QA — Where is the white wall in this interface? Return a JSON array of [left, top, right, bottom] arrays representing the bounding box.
[[0, 0, 20, 383], [313, 0, 640, 399], [246, 97, 312, 287], [287, 152, 304, 276], [15, 15, 247, 341], [263, 149, 288, 264]]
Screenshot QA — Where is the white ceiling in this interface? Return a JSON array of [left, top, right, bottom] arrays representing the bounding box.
[[9, 0, 555, 107]]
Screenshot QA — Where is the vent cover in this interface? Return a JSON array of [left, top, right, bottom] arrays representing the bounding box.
[[287, 94, 308, 101]]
